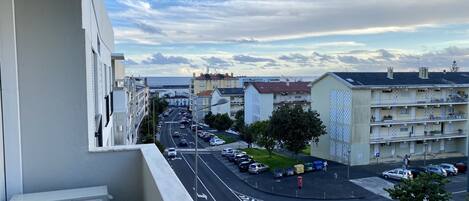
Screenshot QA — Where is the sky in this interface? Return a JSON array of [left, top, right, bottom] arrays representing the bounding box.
[[105, 0, 469, 77]]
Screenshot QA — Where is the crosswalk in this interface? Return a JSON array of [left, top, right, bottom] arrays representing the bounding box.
[[234, 191, 263, 201], [350, 177, 393, 200]]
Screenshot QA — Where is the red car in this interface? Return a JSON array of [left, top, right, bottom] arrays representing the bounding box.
[[454, 162, 467, 173]]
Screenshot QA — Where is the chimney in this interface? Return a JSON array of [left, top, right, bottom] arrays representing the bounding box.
[[419, 67, 429, 79], [387, 67, 394, 79]]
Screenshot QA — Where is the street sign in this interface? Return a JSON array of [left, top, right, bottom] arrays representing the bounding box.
[[375, 152, 380, 158]]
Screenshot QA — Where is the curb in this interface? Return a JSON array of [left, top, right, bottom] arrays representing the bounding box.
[[214, 154, 368, 200]]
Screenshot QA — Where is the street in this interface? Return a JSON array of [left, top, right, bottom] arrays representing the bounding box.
[[159, 108, 467, 201]]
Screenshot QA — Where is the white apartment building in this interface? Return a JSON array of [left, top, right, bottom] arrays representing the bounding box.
[[0, 0, 191, 200], [244, 82, 311, 124], [310, 68, 469, 166], [211, 88, 244, 118], [166, 95, 190, 107]]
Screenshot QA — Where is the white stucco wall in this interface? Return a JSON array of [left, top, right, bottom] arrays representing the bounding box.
[[211, 90, 231, 116]]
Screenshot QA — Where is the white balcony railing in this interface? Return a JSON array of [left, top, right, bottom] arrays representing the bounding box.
[[370, 130, 467, 144], [371, 95, 468, 107], [370, 113, 467, 126]]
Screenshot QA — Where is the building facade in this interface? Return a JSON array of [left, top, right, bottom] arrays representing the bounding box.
[[211, 88, 244, 119], [310, 68, 469, 166], [244, 82, 311, 124], [0, 0, 191, 200]]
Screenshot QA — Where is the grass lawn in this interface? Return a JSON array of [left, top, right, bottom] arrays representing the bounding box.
[[242, 148, 303, 170], [301, 145, 311, 156], [216, 134, 237, 144]]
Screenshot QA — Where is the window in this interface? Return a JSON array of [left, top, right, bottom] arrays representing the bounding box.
[[400, 108, 409, 114], [382, 89, 392, 93], [97, 35, 101, 55], [105, 95, 110, 127], [92, 50, 99, 115], [110, 91, 114, 115], [400, 127, 409, 132]]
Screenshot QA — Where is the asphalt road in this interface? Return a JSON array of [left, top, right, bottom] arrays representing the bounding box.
[[159, 108, 467, 201]]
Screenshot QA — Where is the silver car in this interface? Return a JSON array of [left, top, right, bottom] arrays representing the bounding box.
[[426, 165, 448, 177], [382, 168, 413, 180], [439, 163, 457, 175], [248, 163, 269, 174], [167, 148, 177, 158]]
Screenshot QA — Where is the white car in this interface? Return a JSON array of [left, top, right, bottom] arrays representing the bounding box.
[[210, 139, 225, 146], [439, 163, 458, 175], [221, 148, 233, 156], [382, 168, 413, 180], [167, 148, 177, 158]]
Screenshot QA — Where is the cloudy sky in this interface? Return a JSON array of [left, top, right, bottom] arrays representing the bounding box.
[[105, 0, 469, 77]]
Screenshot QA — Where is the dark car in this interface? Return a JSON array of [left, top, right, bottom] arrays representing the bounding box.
[[238, 160, 255, 172], [234, 155, 251, 165], [407, 167, 427, 177], [455, 162, 467, 174], [304, 162, 313, 172], [179, 138, 188, 147], [274, 168, 285, 178]]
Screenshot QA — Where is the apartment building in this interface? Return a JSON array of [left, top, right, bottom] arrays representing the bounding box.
[[211, 88, 244, 119], [194, 90, 213, 121], [244, 82, 311, 124], [191, 73, 239, 120], [238, 76, 281, 87], [310, 68, 469, 166], [0, 0, 191, 200], [166, 95, 190, 107]]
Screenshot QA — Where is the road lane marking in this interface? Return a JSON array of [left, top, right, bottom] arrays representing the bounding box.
[[453, 190, 466, 194], [180, 153, 217, 201], [198, 155, 243, 201]]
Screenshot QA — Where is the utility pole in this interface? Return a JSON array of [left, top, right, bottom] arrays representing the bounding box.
[[347, 149, 351, 179]]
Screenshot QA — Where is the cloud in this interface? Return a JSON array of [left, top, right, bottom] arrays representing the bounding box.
[[124, 59, 138, 65], [278, 53, 311, 65], [233, 55, 274, 63], [110, 0, 469, 44], [141, 53, 191, 65], [202, 56, 232, 69]]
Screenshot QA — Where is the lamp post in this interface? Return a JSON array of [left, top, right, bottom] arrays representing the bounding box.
[[347, 148, 351, 179], [423, 141, 428, 166], [193, 98, 228, 200]]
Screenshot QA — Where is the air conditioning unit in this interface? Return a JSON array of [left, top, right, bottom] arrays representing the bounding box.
[[10, 186, 112, 201]]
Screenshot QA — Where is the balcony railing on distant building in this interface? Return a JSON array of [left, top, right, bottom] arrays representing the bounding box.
[[370, 130, 467, 144], [371, 94, 469, 107], [370, 113, 467, 125]]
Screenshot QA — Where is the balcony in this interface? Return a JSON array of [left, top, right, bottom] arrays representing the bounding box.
[[371, 95, 468, 108], [11, 144, 192, 201], [370, 113, 467, 126], [370, 130, 467, 144]]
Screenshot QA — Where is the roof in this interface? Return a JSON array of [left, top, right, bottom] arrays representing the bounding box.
[[195, 73, 237, 80], [196, 90, 213, 97], [111, 53, 125, 60], [330, 72, 469, 88], [216, 88, 244, 96], [250, 82, 310, 94]]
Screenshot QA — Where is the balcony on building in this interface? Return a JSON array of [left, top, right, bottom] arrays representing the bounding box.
[[370, 129, 467, 144], [370, 113, 467, 126]]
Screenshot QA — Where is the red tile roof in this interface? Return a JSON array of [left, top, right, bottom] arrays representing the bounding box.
[[250, 82, 310, 94], [196, 90, 213, 97]]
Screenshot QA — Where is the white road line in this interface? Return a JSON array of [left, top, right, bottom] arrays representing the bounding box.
[[198, 155, 243, 201], [452, 190, 466, 194], [180, 153, 217, 201]]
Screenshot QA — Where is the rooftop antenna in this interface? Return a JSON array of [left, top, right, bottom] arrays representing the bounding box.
[[450, 60, 459, 72]]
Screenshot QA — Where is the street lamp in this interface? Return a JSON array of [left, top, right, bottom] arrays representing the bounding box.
[[347, 148, 351, 179], [193, 98, 228, 200]]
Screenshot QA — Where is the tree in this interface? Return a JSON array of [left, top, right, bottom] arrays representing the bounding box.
[[233, 110, 245, 132], [240, 124, 254, 148], [250, 120, 276, 157], [155, 140, 166, 153], [269, 105, 326, 156], [385, 173, 451, 201], [204, 111, 214, 127], [212, 113, 233, 131]]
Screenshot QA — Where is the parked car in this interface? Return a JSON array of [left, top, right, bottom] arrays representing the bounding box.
[[425, 165, 448, 177], [382, 168, 413, 180], [210, 139, 225, 146], [238, 159, 255, 172], [172, 131, 180, 138], [228, 151, 246, 162], [454, 162, 467, 173], [222, 148, 233, 157], [285, 167, 295, 176], [179, 124, 185, 129], [167, 148, 177, 158], [273, 168, 285, 178], [248, 163, 269, 174], [235, 155, 252, 165], [191, 125, 203, 131], [439, 163, 458, 176], [179, 138, 188, 147], [407, 167, 427, 177]]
